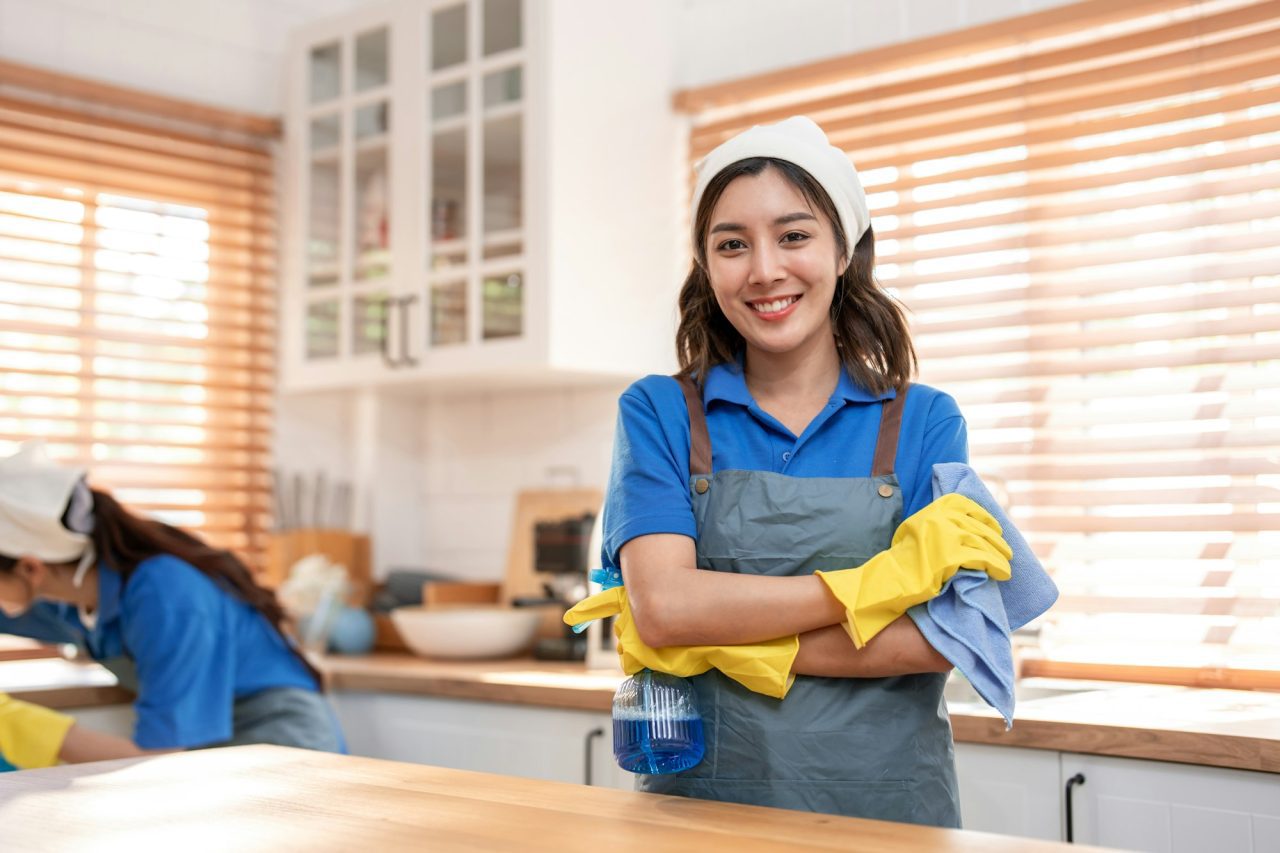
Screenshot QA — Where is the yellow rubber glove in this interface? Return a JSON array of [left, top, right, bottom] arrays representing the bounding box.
[[816, 493, 1013, 649], [0, 691, 75, 769], [564, 586, 799, 699]]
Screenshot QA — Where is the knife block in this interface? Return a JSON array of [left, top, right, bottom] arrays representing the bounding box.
[[262, 528, 372, 607]]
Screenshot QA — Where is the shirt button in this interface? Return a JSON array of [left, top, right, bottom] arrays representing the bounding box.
[[782, 451, 791, 462]]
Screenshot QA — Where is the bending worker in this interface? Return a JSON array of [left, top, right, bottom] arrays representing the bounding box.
[[0, 441, 344, 768]]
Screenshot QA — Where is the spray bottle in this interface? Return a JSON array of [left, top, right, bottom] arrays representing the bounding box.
[[575, 566, 705, 775]]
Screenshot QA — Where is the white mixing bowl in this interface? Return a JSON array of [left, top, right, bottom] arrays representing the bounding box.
[[390, 605, 542, 660]]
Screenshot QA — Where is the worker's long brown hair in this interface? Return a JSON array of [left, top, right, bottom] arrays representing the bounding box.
[[676, 157, 916, 394], [0, 488, 321, 688]]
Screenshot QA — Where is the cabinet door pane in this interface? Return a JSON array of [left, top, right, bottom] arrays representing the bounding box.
[[482, 271, 522, 340], [431, 128, 467, 269], [483, 0, 521, 56], [310, 113, 340, 150], [309, 41, 342, 104], [431, 81, 467, 122], [355, 101, 390, 139], [353, 292, 389, 355], [482, 67, 521, 109], [354, 27, 389, 92], [308, 155, 340, 288], [430, 280, 467, 346], [431, 4, 467, 71], [354, 146, 390, 282], [483, 113, 521, 234], [306, 300, 340, 358]]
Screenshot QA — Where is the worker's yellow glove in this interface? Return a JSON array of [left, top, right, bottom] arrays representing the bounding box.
[[564, 586, 799, 699], [816, 493, 1013, 649], [0, 691, 74, 769]]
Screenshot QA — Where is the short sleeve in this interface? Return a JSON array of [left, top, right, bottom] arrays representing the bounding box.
[[905, 393, 969, 518], [600, 382, 698, 568], [121, 569, 234, 749]]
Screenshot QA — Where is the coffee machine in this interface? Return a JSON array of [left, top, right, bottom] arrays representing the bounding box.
[[522, 512, 594, 661]]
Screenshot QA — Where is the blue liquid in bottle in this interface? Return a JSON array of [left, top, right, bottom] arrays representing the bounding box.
[[612, 670, 705, 775]]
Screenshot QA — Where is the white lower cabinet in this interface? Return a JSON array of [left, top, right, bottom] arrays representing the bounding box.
[[956, 743, 1280, 851], [71, 703, 135, 739], [954, 743, 1063, 840], [330, 691, 634, 790], [1060, 753, 1280, 853]]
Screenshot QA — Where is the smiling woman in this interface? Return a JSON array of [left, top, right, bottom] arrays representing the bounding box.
[[585, 116, 1014, 827]]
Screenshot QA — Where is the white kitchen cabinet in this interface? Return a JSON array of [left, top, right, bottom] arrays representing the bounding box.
[[280, 0, 679, 394], [1060, 753, 1280, 853], [330, 690, 634, 790], [70, 703, 135, 740], [954, 743, 1063, 840]]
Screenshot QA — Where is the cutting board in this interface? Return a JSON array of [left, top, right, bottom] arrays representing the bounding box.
[[502, 488, 602, 638]]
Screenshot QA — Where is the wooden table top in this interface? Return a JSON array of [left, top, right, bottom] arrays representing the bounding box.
[[0, 745, 1107, 852]]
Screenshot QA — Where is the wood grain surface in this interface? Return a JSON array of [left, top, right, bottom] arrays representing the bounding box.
[[0, 745, 1109, 852]]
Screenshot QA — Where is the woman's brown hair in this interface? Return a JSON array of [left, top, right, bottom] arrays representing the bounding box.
[[0, 489, 322, 688], [676, 157, 916, 395]]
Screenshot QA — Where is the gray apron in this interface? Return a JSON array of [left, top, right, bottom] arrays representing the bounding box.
[[638, 376, 961, 827], [97, 658, 344, 753]]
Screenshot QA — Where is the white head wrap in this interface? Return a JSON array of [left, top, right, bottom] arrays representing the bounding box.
[[0, 440, 93, 563], [690, 116, 871, 262]]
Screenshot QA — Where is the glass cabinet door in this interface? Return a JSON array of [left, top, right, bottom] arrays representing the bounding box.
[[423, 0, 524, 352], [302, 23, 393, 366]]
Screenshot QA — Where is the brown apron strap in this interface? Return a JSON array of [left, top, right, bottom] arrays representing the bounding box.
[[676, 375, 712, 476], [871, 385, 909, 477]]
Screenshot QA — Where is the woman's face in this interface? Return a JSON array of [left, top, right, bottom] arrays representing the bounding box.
[[703, 166, 843, 360]]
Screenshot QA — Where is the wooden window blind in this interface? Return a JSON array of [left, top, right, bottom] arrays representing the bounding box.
[[0, 60, 279, 569], [677, 0, 1280, 688]]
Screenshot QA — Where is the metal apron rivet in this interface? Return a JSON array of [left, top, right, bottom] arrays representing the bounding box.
[[694, 478, 710, 495], [877, 484, 894, 498]]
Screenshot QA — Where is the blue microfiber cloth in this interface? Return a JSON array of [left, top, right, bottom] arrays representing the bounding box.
[[906, 463, 1059, 728]]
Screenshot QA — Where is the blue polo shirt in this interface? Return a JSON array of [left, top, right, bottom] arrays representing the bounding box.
[[601, 360, 968, 567], [56, 555, 316, 749]]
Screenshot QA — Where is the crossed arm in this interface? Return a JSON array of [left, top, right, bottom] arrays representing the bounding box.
[[619, 533, 952, 679]]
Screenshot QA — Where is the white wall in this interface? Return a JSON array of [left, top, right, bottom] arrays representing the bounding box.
[[0, 0, 371, 114], [673, 0, 1081, 90]]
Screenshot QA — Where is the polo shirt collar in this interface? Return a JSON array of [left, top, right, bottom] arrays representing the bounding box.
[[702, 354, 895, 407], [80, 561, 123, 633]]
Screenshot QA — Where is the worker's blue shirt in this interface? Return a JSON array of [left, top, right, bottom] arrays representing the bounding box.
[[602, 360, 968, 567], [31, 555, 316, 749]]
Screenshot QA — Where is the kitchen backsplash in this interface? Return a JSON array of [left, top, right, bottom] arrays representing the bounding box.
[[420, 383, 628, 580]]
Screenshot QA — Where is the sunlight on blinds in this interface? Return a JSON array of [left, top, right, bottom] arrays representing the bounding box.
[[681, 0, 1280, 680], [0, 86, 276, 565]]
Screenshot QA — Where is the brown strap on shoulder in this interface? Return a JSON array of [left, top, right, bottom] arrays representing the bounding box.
[[676, 375, 712, 476], [871, 385, 909, 477]]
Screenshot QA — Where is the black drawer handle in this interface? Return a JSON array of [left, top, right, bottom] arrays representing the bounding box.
[[584, 726, 605, 786], [1065, 772, 1086, 843]]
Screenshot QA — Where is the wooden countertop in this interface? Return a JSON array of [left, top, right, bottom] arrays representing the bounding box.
[[0, 744, 1104, 851], [0, 657, 133, 710], [321, 653, 1280, 774], [8, 652, 1277, 774]]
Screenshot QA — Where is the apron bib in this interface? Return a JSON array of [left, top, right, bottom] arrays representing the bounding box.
[[638, 376, 961, 827]]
